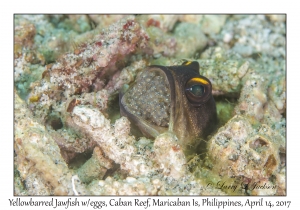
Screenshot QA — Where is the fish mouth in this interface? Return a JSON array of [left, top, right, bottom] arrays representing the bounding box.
[[122, 67, 171, 127]]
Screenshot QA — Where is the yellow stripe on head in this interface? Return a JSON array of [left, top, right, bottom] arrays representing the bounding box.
[[183, 61, 192, 66], [191, 77, 209, 85]]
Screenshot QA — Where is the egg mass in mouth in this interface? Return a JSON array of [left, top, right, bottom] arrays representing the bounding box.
[[119, 61, 217, 151], [122, 69, 171, 127]]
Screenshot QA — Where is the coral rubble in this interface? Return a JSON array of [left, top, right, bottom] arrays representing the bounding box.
[[14, 14, 286, 195], [206, 116, 285, 195]]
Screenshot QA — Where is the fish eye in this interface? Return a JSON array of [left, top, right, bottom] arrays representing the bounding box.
[[187, 84, 205, 96], [185, 77, 211, 106]]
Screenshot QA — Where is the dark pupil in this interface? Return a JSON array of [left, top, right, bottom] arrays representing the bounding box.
[[190, 85, 204, 96]]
